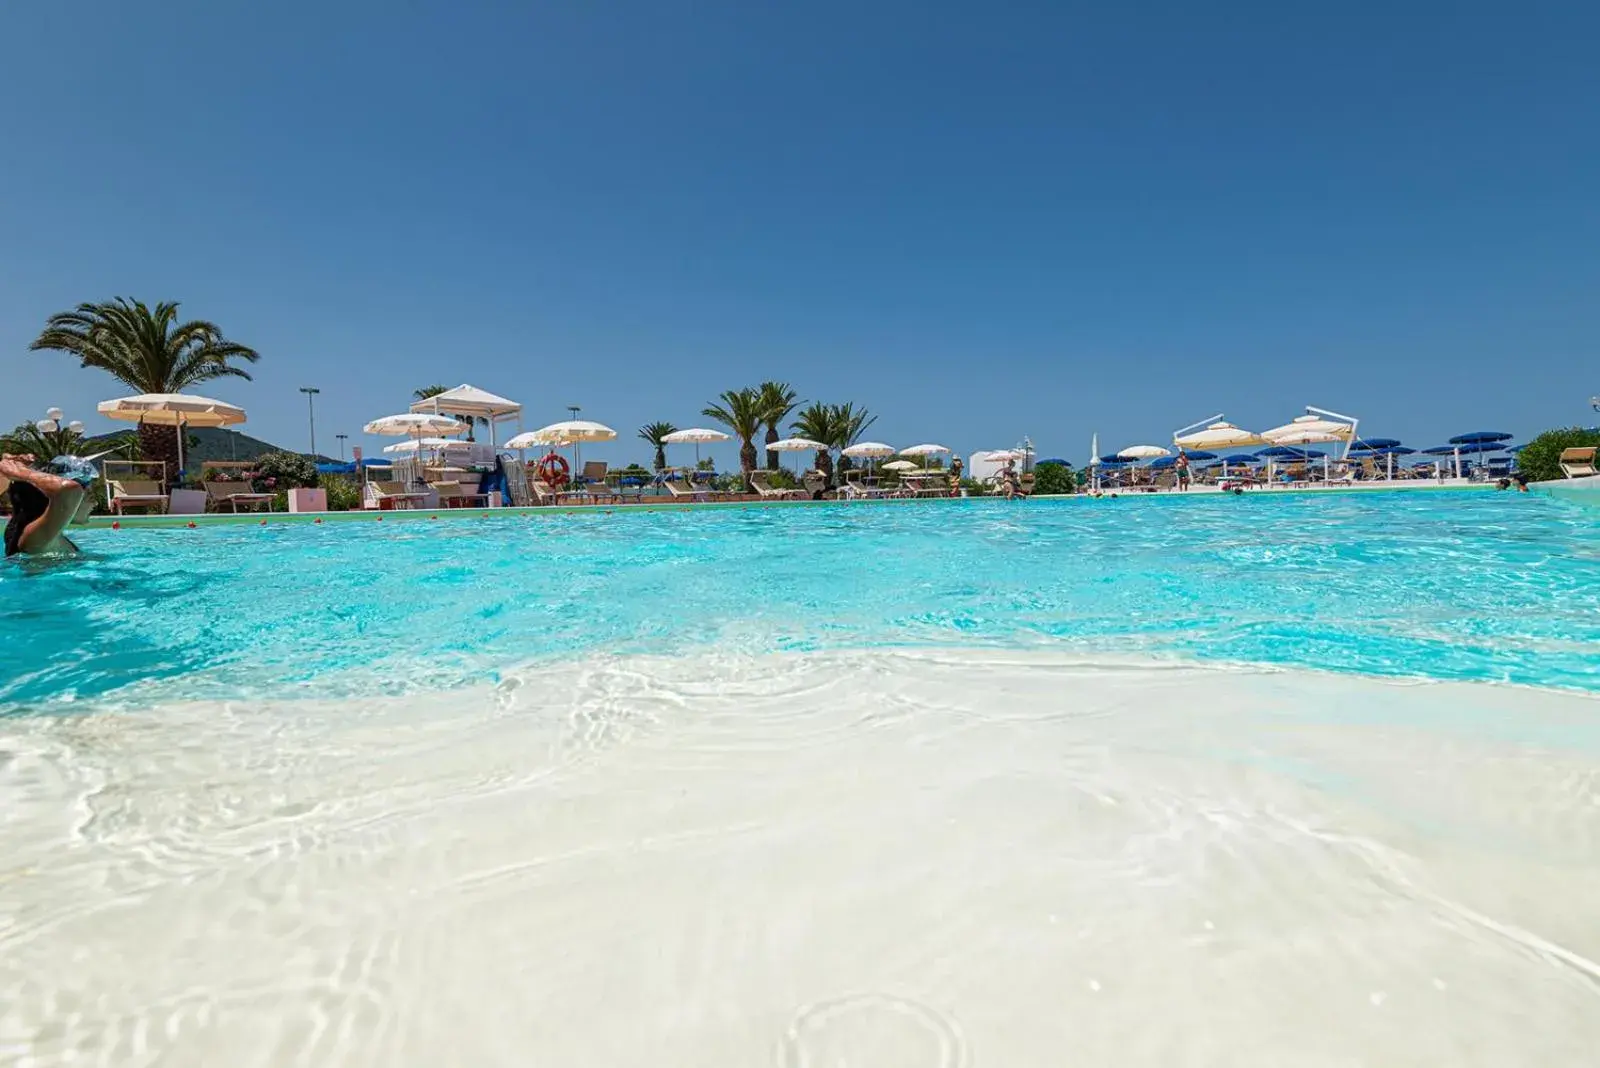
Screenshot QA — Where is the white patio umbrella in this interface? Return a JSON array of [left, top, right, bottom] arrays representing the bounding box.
[[1261, 415, 1355, 481], [1117, 444, 1171, 460], [899, 443, 951, 465], [660, 427, 730, 469], [382, 437, 471, 455], [1174, 421, 1265, 451], [364, 412, 467, 436], [766, 437, 828, 475], [98, 392, 249, 477], [842, 441, 896, 478], [513, 419, 617, 477], [882, 459, 919, 471]]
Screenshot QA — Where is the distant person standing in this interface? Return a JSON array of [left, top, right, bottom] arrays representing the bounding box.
[[949, 456, 963, 497], [1175, 448, 1191, 491]]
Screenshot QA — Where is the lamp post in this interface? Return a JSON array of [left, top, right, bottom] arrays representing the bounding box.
[[335, 433, 349, 462], [299, 387, 321, 459]]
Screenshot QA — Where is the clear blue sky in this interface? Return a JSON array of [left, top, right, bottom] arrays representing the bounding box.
[[3, 1, 1596, 467]]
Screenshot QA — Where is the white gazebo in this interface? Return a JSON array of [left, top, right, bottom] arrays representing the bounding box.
[[409, 384, 523, 447]]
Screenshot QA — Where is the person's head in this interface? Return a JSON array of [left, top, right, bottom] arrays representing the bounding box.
[[4, 479, 49, 557], [1497, 478, 1511, 490]]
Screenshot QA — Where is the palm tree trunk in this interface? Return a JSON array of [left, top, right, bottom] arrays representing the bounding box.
[[138, 424, 181, 484], [765, 425, 780, 470], [741, 441, 758, 491], [814, 449, 834, 489], [653, 445, 667, 471]]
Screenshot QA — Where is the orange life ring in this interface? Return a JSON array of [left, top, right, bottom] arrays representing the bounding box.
[[537, 453, 571, 487]]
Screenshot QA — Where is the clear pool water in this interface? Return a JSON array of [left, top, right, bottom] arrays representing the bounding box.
[[7, 491, 1600, 1065], [3, 490, 1597, 712]]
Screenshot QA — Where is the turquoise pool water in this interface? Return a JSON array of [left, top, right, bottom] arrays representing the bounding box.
[[2, 491, 1597, 711]]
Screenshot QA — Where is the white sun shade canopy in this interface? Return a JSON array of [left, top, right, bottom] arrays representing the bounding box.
[[382, 438, 472, 454], [1260, 415, 1355, 445], [364, 413, 467, 436], [662, 428, 731, 444], [520, 420, 617, 444], [767, 437, 828, 451], [1117, 444, 1171, 460], [97, 393, 247, 428], [1174, 421, 1265, 450], [408, 384, 522, 418], [898, 443, 951, 457], [841, 441, 896, 458]]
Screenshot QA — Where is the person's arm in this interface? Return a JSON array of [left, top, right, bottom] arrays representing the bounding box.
[[0, 456, 86, 553]]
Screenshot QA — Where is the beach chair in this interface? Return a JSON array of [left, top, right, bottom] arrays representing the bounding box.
[[580, 461, 619, 502], [749, 471, 804, 500], [801, 470, 829, 499], [368, 481, 428, 510], [1559, 447, 1597, 478], [108, 480, 170, 514], [204, 481, 274, 513], [430, 481, 491, 508], [663, 478, 712, 503]]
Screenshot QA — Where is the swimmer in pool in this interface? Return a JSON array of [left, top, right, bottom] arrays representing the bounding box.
[[2, 454, 87, 557]]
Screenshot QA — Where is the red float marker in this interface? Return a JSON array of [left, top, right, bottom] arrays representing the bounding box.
[[111, 521, 121, 530], [186, 521, 197, 529]]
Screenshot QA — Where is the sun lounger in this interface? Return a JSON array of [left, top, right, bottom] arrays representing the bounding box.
[[1559, 447, 1597, 478], [576, 462, 619, 503], [204, 481, 274, 513], [749, 471, 804, 500], [664, 478, 713, 503], [429, 481, 491, 508], [368, 481, 428, 510], [108, 480, 170, 514]]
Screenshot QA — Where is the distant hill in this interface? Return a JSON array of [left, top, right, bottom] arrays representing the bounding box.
[[83, 426, 333, 465]]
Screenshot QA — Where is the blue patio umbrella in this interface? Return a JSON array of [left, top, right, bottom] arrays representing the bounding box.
[[1505, 444, 1526, 453], [1453, 441, 1508, 454], [1421, 446, 1457, 455], [1448, 431, 1512, 445], [1037, 457, 1073, 466], [1174, 449, 1217, 461], [1350, 437, 1402, 451], [1097, 454, 1134, 465]]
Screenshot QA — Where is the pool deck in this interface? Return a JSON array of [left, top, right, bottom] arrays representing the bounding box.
[[1532, 473, 1600, 510], [76, 479, 1497, 530]]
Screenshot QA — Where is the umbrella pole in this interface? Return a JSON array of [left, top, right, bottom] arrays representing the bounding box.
[[177, 415, 186, 480]]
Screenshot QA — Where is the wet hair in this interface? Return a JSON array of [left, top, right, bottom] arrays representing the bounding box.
[[4, 480, 49, 557]]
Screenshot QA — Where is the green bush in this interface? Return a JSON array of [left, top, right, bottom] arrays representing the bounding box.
[[766, 468, 798, 489], [1516, 427, 1600, 483], [321, 475, 364, 511], [252, 452, 319, 490], [1032, 462, 1075, 495], [959, 478, 987, 496]]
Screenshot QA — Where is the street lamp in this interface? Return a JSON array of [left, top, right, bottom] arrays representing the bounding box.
[[335, 433, 349, 462], [299, 387, 321, 458], [35, 407, 86, 437]]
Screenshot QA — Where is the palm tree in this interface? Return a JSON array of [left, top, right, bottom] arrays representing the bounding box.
[[791, 402, 841, 487], [829, 401, 877, 476], [29, 298, 259, 475], [756, 381, 801, 470], [638, 421, 678, 472], [702, 388, 765, 490]]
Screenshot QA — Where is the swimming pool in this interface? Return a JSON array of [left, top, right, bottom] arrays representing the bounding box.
[[6, 491, 1600, 1065], [3, 490, 1597, 711]]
